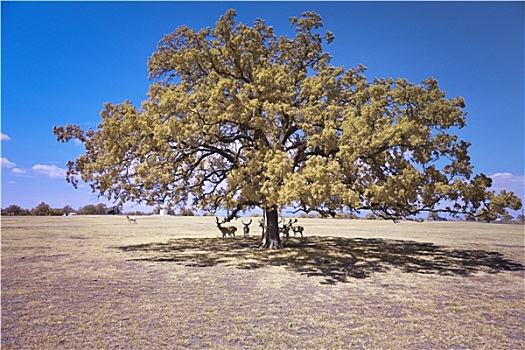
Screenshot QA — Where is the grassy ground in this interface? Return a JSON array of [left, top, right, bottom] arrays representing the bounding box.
[[2, 216, 524, 349]]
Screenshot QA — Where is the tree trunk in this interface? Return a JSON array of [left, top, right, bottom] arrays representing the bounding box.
[[260, 207, 282, 249]]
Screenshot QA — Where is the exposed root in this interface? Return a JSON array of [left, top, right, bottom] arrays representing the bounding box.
[[259, 240, 283, 249]]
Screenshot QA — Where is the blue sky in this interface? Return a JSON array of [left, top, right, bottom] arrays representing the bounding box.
[[1, 1, 524, 213]]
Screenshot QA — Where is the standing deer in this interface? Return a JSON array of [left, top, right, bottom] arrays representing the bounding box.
[[291, 218, 304, 238], [279, 218, 294, 239], [258, 218, 266, 240], [126, 215, 137, 224], [241, 219, 252, 238], [215, 217, 237, 239]]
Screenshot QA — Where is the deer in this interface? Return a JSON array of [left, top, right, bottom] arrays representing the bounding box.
[[241, 219, 252, 238], [126, 215, 137, 224], [258, 218, 266, 239], [291, 218, 304, 238], [215, 217, 237, 239], [279, 218, 294, 239]]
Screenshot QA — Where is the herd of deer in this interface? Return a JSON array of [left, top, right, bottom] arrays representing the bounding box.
[[126, 214, 304, 239], [215, 217, 304, 239]]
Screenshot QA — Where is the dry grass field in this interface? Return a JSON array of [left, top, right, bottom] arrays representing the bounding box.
[[2, 215, 524, 349]]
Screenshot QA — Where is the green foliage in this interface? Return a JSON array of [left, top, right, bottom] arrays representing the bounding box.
[[2, 203, 73, 216], [427, 212, 446, 221], [77, 203, 108, 215], [178, 207, 195, 216], [54, 10, 521, 223], [2, 205, 31, 216], [31, 202, 52, 216]]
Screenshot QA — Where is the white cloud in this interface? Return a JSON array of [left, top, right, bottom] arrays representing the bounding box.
[[12, 168, 27, 174], [1, 133, 11, 141], [1, 157, 16, 168], [489, 172, 524, 198], [32, 164, 68, 179], [490, 172, 514, 180]]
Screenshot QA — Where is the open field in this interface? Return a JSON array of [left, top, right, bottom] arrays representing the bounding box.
[[2, 216, 524, 349]]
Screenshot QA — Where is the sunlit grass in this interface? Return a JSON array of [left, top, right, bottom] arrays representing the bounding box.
[[2, 216, 524, 349]]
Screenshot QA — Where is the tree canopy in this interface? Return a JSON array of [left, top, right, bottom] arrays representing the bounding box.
[[54, 10, 522, 247]]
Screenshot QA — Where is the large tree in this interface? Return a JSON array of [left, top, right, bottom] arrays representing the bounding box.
[[54, 10, 521, 248]]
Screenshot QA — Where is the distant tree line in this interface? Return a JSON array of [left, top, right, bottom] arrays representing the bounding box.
[[0, 203, 154, 217], [427, 211, 524, 224], [0, 203, 198, 217], [2, 202, 523, 223]]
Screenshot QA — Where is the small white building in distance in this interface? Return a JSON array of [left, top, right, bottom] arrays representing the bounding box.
[[159, 209, 168, 216]]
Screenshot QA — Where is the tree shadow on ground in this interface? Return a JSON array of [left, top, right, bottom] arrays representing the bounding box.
[[117, 236, 524, 285]]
